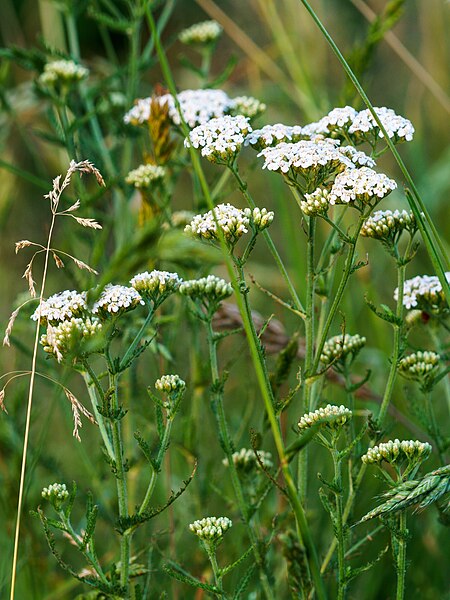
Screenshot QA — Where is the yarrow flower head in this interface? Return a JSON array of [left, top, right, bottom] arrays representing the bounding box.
[[130, 270, 182, 305], [125, 164, 166, 189], [32, 290, 87, 326], [320, 334, 366, 368], [184, 203, 273, 247], [189, 516, 232, 545], [361, 209, 417, 243], [155, 374, 186, 417], [361, 439, 432, 467], [298, 404, 352, 432], [222, 448, 273, 473], [348, 106, 414, 144], [124, 89, 233, 128], [179, 20, 223, 45], [245, 123, 305, 150], [394, 273, 450, 314], [338, 145, 376, 168], [179, 275, 233, 306], [155, 374, 186, 394], [92, 284, 143, 318], [257, 139, 351, 188], [398, 351, 440, 387], [309, 106, 358, 138], [40, 317, 103, 362], [229, 96, 266, 119], [42, 483, 69, 511], [39, 60, 89, 87], [185, 115, 251, 163], [329, 167, 396, 207]]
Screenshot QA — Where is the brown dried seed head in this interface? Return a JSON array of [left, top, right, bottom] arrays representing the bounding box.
[[74, 217, 102, 229], [72, 258, 98, 275], [3, 307, 21, 346], [15, 240, 33, 253], [23, 262, 36, 297], [53, 253, 65, 269], [0, 388, 7, 413]]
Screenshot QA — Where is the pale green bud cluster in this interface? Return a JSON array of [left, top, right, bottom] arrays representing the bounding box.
[[125, 164, 166, 189], [300, 188, 330, 216], [222, 448, 273, 472], [40, 317, 103, 362], [246, 206, 274, 232], [361, 439, 432, 466], [179, 20, 222, 45], [320, 333, 366, 367], [361, 209, 416, 241], [130, 270, 182, 304], [398, 351, 440, 383], [155, 374, 186, 394], [184, 203, 273, 247], [179, 275, 233, 303], [42, 483, 69, 510], [298, 404, 352, 432], [39, 60, 89, 87], [230, 96, 266, 119], [189, 516, 232, 542]]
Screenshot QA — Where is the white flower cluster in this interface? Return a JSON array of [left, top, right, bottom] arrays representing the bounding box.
[[245, 124, 305, 150], [125, 164, 166, 188], [229, 96, 266, 119], [312, 106, 358, 136], [185, 115, 251, 162], [185, 203, 274, 244], [39, 60, 89, 86], [394, 272, 450, 311], [42, 483, 69, 509], [179, 275, 233, 303], [362, 439, 432, 465], [320, 333, 366, 366], [130, 270, 182, 303], [40, 317, 102, 362], [361, 209, 416, 240], [339, 145, 376, 168], [124, 89, 233, 128], [328, 167, 397, 206], [32, 290, 87, 325], [189, 516, 232, 542], [171, 89, 233, 128], [398, 351, 440, 381], [257, 139, 351, 176], [155, 374, 186, 394], [298, 404, 352, 432], [222, 448, 273, 472], [179, 20, 223, 45], [92, 284, 143, 317], [348, 107, 414, 143]]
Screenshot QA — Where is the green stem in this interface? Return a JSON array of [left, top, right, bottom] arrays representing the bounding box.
[[205, 319, 275, 600], [109, 371, 130, 591], [119, 306, 155, 371], [298, 0, 450, 302], [81, 368, 115, 462], [234, 264, 327, 600], [205, 545, 225, 598], [137, 416, 174, 519], [59, 512, 109, 585], [332, 448, 346, 600], [230, 166, 306, 319], [312, 215, 365, 376], [321, 245, 408, 573], [395, 512, 407, 600]]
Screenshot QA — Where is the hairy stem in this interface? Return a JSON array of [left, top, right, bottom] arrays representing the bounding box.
[[395, 512, 407, 600]]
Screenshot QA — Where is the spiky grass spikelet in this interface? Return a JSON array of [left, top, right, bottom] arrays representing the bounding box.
[[356, 465, 450, 524]]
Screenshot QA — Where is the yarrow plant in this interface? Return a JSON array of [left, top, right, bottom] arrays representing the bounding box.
[[2, 5, 449, 600]]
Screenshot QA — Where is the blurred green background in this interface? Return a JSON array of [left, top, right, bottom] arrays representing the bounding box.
[[0, 0, 449, 598]]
